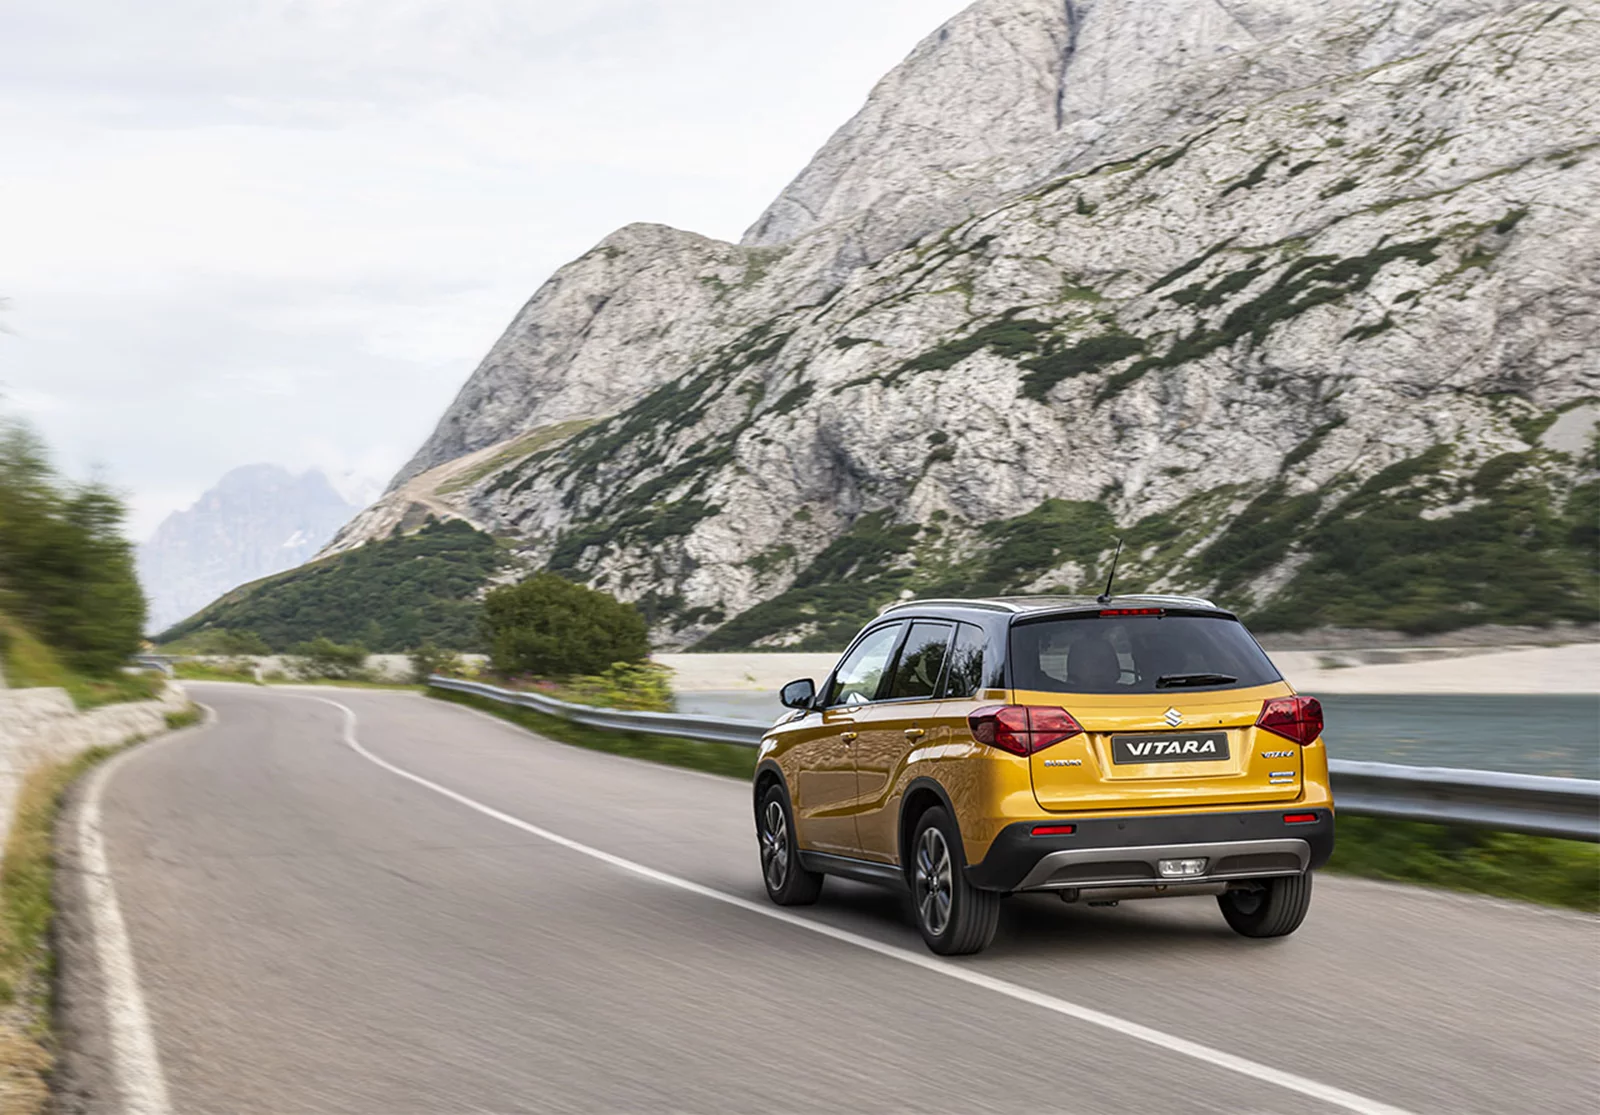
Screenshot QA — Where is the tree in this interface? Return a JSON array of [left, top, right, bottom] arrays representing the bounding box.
[[482, 573, 650, 678], [0, 416, 146, 675]]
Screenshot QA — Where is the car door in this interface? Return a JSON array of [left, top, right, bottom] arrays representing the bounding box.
[[793, 622, 903, 855], [852, 620, 954, 863]]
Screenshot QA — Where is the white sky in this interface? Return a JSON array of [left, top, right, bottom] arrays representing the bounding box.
[[0, 0, 969, 539]]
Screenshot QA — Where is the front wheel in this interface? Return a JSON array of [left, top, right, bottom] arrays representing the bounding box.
[[909, 807, 999, 955], [758, 785, 823, 906], [1218, 872, 1313, 938]]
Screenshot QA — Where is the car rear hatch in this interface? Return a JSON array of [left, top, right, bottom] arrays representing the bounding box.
[[1007, 608, 1305, 813]]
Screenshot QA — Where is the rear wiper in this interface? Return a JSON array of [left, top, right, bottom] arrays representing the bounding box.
[[1157, 673, 1237, 689]]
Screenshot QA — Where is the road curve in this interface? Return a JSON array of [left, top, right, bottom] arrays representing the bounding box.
[[53, 685, 1598, 1114]]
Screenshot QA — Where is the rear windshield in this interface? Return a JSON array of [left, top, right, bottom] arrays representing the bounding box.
[[1009, 613, 1281, 695]]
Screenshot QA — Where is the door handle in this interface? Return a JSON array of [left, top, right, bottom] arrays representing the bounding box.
[[841, 731, 859, 742], [904, 727, 926, 739]]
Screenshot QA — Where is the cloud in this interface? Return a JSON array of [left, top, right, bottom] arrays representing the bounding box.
[[0, 0, 970, 542]]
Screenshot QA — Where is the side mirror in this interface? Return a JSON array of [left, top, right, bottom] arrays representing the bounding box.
[[780, 678, 816, 710]]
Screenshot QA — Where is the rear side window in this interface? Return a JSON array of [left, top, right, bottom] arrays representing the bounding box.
[[827, 623, 903, 706], [1009, 614, 1281, 695], [941, 622, 987, 699], [886, 622, 953, 700]]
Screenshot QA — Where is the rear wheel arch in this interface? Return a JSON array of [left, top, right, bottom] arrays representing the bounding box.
[[897, 777, 958, 876]]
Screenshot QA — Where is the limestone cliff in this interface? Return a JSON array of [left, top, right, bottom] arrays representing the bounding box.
[[327, 0, 1600, 648]]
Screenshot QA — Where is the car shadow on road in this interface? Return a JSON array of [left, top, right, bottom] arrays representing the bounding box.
[[803, 879, 1237, 958]]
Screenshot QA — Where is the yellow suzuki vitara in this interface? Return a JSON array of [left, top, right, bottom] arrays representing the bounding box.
[[753, 596, 1332, 955]]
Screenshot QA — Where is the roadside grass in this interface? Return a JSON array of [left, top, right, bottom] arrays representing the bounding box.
[[1326, 816, 1599, 912], [164, 707, 203, 731], [262, 676, 424, 692], [172, 660, 259, 684], [0, 740, 134, 1114], [0, 703, 202, 1112], [429, 688, 756, 779], [430, 688, 1598, 912]]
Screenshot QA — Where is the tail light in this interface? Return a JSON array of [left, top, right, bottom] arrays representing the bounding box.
[[1256, 696, 1323, 745], [968, 705, 1083, 755]]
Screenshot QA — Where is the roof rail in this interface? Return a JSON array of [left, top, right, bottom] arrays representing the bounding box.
[[877, 598, 1022, 615], [879, 593, 1220, 616]]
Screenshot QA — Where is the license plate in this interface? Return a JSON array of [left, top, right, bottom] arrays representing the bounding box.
[[1111, 731, 1230, 764]]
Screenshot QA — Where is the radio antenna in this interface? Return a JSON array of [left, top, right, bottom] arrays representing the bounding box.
[[1096, 538, 1124, 605]]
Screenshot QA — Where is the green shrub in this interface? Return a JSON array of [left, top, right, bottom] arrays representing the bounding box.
[[409, 640, 463, 681], [287, 637, 369, 680], [551, 662, 676, 711], [483, 573, 650, 678]]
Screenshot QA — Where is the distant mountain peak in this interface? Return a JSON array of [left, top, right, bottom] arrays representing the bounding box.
[[140, 464, 374, 634]]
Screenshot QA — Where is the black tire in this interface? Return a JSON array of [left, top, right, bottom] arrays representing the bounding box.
[[1218, 872, 1313, 938], [757, 785, 823, 906], [908, 806, 999, 955]]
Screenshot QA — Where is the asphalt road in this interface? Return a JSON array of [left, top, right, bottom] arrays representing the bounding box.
[[54, 685, 1599, 1114]]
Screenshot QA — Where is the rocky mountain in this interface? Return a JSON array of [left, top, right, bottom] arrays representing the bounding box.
[[141, 465, 367, 633], [326, 0, 1599, 649]]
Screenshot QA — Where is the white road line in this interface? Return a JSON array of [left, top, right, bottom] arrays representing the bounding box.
[[78, 723, 198, 1115], [312, 695, 1414, 1115]]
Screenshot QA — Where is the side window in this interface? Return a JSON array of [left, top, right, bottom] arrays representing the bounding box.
[[886, 622, 953, 700], [826, 624, 903, 706], [941, 622, 987, 699]]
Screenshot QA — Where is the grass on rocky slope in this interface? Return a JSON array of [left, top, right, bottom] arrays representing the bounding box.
[[428, 687, 1598, 912], [0, 612, 162, 711]]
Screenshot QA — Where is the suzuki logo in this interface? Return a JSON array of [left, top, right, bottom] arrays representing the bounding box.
[[1125, 738, 1219, 757], [1163, 708, 1183, 727]]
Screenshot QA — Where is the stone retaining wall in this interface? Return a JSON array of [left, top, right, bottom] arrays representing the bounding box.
[[0, 683, 190, 845]]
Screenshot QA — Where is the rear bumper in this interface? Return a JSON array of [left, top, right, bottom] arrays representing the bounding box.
[[965, 807, 1335, 893]]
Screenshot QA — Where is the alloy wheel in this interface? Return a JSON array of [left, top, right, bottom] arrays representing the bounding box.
[[761, 800, 790, 891], [915, 826, 953, 937]]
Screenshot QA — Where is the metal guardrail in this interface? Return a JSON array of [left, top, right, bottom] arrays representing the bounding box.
[[428, 676, 1600, 842], [428, 675, 767, 747], [1328, 761, 1599, 842], [131, 654, 176, 678]]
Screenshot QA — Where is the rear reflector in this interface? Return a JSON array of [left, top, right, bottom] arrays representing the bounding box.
[[1256, 695, 1324, 745], [1283, 812, 1319, 824], [968, 705, 1084, 755], [1031, 824, 1076, 836], [1099, 607, 1162, 616]]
